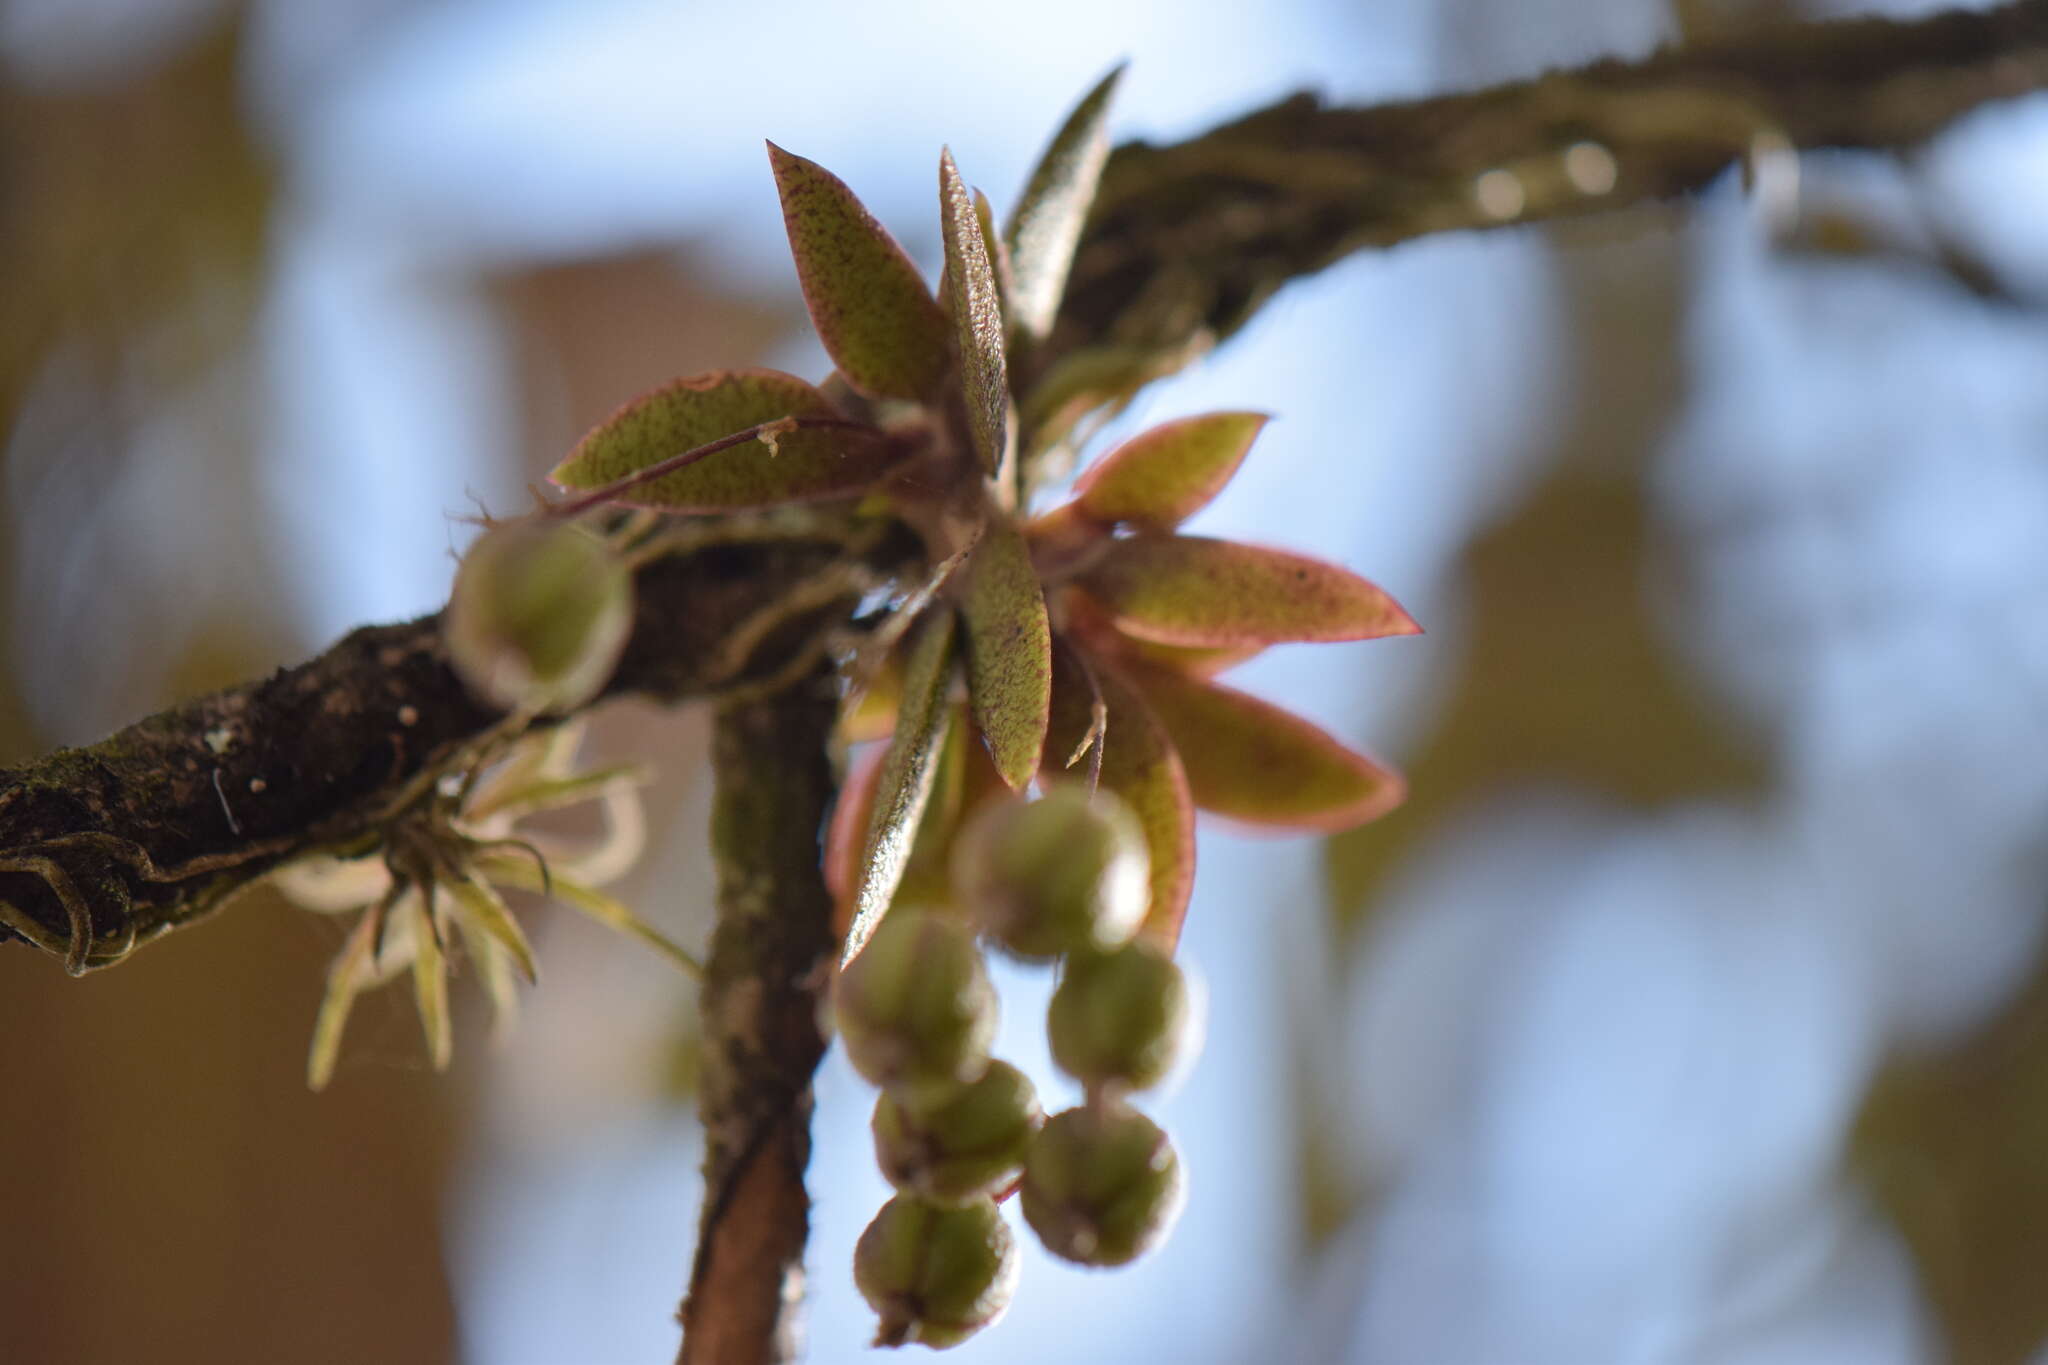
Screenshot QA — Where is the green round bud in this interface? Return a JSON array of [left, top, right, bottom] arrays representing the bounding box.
[[874, 1060, 1042, 1204], [836, 910, 997, 1101], [1047, 942, 1191, 1093], [951, 784, 1148, 961], [854, 1194, 1018, 1349], [1020, 1103, 1184, 1268], [445, 521, 632, 715]]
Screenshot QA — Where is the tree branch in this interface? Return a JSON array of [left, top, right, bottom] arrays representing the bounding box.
[[679, 677, 840, 1365], [6, 0, 2045, 970]]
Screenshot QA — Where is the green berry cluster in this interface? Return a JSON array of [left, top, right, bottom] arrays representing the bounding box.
[[838, 782, 1193, 1350]]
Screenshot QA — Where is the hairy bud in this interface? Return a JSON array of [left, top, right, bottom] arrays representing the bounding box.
[[1047, 942, 1192, 1093], [855, 1194, 1019, 1349], [444, 521, 632, 715], [952, 784, 1147, 961], [1021, 1102, 1184, 1267], [874, 1059, 1042, 1204], [836, 909, 998, 1101]]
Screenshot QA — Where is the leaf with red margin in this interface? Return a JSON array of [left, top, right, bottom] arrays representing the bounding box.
[[1005, 64, 1123, 345], [550, 368, 895, 510], [1046, 641, 1195, 948], [1078, 534, 1421, 647], [939, 149, 1008, 476], [1124, 659, 1405, 831], [960, 516, 1052, 790], [1060, 585, 1263, 677], [1072, 412, 1268, 531], [768, 143, 950, 401], [843, 611, 957, 962]]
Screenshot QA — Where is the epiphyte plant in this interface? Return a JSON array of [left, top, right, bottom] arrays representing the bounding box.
[[541, 66, 1417, 1348], [273, 63, 1418, 1352]]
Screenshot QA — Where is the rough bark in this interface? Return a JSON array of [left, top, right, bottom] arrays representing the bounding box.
[[679, 679, 841, 1365]]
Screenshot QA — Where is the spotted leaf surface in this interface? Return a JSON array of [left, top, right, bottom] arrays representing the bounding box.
[[961, 516, 1053, 790], [1072, 412, 1267, 530], [768, 143, 950, 401], [940, 149, 1009, 476], [1079, 534, 1420, 647], [1046, 643, 1195, 947], [1005, 64, 1122, 345], [550, 369, 893, 509], [844, 612, 959, 962], [1128, 660, 1404, 831]]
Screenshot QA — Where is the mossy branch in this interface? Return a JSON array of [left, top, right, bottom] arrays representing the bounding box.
[[4, 0, 2045, 971]]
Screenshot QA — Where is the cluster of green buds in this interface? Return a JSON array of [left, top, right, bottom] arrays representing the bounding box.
[[839, 782, 1192, 1349]]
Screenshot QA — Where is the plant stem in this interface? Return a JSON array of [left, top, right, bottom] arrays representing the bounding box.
[[679, 675, 841, 1364]]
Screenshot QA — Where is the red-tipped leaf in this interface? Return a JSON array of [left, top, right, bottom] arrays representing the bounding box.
[[1072, 412, 1267, 530], [939, 149, 1009, 476], [844, 611, 958, 962], [768, 143, 950, 401], [1078, 534, 1420, 647], [1047, 641, 1195, 948], [1126, 660, 1404, 831], [550, 368, 895, 510], [960, 516, 1053, 790]]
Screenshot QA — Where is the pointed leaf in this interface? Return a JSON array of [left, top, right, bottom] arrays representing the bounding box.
[[408, 898, 453, 1072], [1046, 642, 1195, 947], [447, 867, 539, 983], [307, 908, 379, 1090], [940, 149, 1009, 476], [1073, 412, 1268, 530], [1079, 534, 1421, 647], [824, 744, 886, 924], [768, 142, 950, 400], [960, 517, 1053, 790], [1062, 585, 1262, 676], [1006, 64, 1123, 344], [451, 908, 521, 1042], [972, 188, 1014, 309], [1126, 660, 1404, 831], [550, 368, 897, 510], [474, 856, 703, 978], [846, 612, 959, 962]]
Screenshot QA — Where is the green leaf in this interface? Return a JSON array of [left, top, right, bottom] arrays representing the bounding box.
[[768, 142, 951, 400], [939, 149, 1010, 477], [1063, 586, 1262, 676], [550, 368, 896, 510], [1046, 642, 1194, 947], [1125, 660, 1404, 830], [960, 516, 1053, 790], [447, 867, 539, 983], [1005, 64, 1124, 345], [1072, 412, 1267, 530], [307, 908, 379, 1091], [846, 611, 959, 962], [409, 897, 453, 1072], [1078, 534, 1421, 647], [972, 188, 1013, 307], [475, 855, 703, 978]]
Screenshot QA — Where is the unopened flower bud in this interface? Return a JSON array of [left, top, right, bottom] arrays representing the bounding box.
[[445, 521, 632, 715], [1047, 942, 1191, 1093], [1021, 1102, 1184, 1267], [952, 784, 1147, 961], [837, 909, 997, 1101], [855, 1194, 1018, 1349], [874, 1060, 1042, 1204]]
